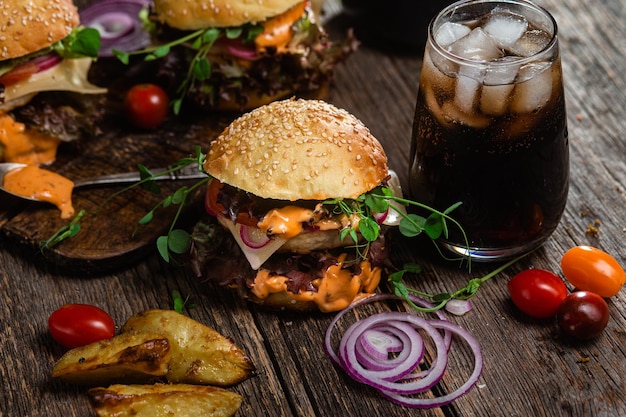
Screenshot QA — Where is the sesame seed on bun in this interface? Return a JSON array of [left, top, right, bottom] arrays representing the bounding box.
[[204, 98, 389, 201], [0, 0, 79, 60], [153, 0, 304, 30]]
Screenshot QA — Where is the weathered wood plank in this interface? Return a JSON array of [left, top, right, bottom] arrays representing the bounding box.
[[1, 0, 625, 416]]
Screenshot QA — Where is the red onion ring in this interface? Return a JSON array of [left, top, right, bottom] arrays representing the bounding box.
[[32, 53, 63, 72], [445, 299, 473, 316], [239, 224, 271, 249], [80, 0, 152, 57], [324, 293, 483, 408]]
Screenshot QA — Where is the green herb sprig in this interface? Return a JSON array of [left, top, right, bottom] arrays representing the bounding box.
[[40, 147, 208, 261], [388, 251, 533, 313], [172, 290, 196, 313], [324, 185, 468, 264], [113, 25, 263, 114], [40, 210, 87, 251]]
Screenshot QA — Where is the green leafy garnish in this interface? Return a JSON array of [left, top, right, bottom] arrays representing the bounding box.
[[388, 250, 536, 313], [172, 290, 196, 313], [40, 210, 87, 252], [40, 147, 208, 262], [53, 27, 102, 59], [113, 24, 263, 114], [134, 149, 208, 262], [324, 185, 468, 264]]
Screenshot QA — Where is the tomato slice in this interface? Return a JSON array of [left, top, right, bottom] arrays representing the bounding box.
[[0, 61, 39, 86], [204, 178, 225, 216], [204, 179, 259, 227]]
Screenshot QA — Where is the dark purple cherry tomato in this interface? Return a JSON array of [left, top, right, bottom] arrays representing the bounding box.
[[48, 304, 115, 348], [557, 291, 609, 340], [507, 269, 568, 319], [125, 83, 169, 129]]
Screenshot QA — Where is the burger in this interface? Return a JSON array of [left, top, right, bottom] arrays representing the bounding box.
[[135, 0, 357, 112], [0, 0, 106, 144], [190, 98, 404, 312]]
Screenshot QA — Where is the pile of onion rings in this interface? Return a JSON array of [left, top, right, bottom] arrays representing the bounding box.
[[324, 294, 483, 408]]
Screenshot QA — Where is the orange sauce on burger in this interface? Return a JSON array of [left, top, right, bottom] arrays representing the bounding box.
[[251, 253, 382, 312], [0, 112, 61, 165], [3, 165, 75, 219], [255, 1, 308, 53], [257, 205, 314, 239]]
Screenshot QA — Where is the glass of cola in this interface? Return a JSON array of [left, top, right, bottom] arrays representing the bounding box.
[[409, 0, 569, 261]]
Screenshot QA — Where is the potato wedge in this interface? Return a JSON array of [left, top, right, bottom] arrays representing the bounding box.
[[52, 331, 170, 385], [88, 383, 242, 417], [122, 309, 255, 386]]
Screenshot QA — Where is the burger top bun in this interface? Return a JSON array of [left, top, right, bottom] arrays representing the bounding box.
[[0, 0, 79, 60], [153, 0, 304, 30], [204, 98, 389, 201]]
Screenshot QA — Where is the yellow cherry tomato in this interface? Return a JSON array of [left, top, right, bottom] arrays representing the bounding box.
[[561, 246, 625, 297]]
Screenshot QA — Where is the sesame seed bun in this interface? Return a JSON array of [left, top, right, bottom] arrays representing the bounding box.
[[153, 0, 304, 30], [0, 0, 79, 61], [204, 98, 389, 201]]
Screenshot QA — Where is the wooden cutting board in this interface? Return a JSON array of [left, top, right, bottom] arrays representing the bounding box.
[[0, 70, 236, 272]]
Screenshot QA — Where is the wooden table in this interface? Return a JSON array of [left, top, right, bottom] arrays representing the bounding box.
[[1, 0, 625, 416]]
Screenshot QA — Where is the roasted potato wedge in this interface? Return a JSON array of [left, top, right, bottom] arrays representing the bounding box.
[[88, 383, 242, 417], [122, 309, 255, 386], [52, 331, 170, 385]]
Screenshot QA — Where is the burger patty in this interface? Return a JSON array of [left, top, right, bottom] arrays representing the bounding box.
[[189, 214, 391, 297]]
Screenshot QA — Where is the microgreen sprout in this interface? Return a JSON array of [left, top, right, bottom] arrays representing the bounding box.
[[172, 290, 196, 313], [324, 185, 468, 264], [113, 25, 263, 114], [41, 147, 208, 262], [388, 249, 537, 313], [40, 210, 86, 252]]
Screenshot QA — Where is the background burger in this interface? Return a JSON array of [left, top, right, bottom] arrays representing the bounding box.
[[190, 98, 403, 312], [0, 0, 106, 146], [128, 0, 357, 112]]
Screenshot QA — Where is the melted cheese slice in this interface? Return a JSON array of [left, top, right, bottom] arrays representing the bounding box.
[[3, 165, 75, 218], [1, 58, 106, 109]]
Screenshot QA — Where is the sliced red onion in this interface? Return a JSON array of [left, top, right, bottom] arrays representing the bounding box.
[[445, 299, 473, 316], [380, 320, 483, 409], [372, 210, 388, 225], [239, 224, 271, 249], [32, 53, 62, 72], [224, 43, 258, 60], [359, 329, 403, 360], [80, 0, 152, 57], [213, 38, 258, 60], [324, 293, 483, 409]]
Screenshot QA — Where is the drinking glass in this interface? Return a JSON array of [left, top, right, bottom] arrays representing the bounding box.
[[408, 0, 569, 261]]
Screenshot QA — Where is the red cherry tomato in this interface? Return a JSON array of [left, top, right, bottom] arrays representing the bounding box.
[[48, 304, 115, 349], [561, 246, 625, 298], [507, 269, 568, 319], [124, 83, 169, 129], [557, 291, 609, 340]]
